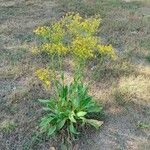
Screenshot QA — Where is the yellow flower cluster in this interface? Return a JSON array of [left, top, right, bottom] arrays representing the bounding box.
[[80, 17, 101, 35], [32, 13, 117, 88], [33, 13, 116, 61], [65, 13, 82, 35], [50, 22, 65, 43], [36, 68, 51, 88], [31, 46, 39, 54], [97, 45, 117, 60], [65, 13, 101, 36], [33, 22, 64, 43], [72, 36, 97, 59], [33, 26, 50, 37], [41, 43, 68, 55]]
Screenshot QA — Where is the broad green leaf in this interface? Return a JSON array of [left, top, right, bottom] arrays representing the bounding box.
[[69, 113, 76, 123], [85, 119, 103, 129], [57, 119, 66, 130], [69, 123, 79, 135], [80, 117, 86, 126], [76, 111, 87, 117], [48, 126, 56, 136], [40, 116, 53, 128]]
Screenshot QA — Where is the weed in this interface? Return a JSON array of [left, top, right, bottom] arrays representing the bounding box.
[[32, 13, 117, 139], [137, 121, 149, 129], [39, 81, 103, 137], [0, 120, 17, 133]]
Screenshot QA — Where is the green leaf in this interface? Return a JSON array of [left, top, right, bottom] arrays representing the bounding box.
[[72, 98, 79, 108], [40, 116, 53, 128], [61, 72, 64, 81], [80, 117, 86, 126], [42, 107, 52, 111], [48, 126, 56, 136], [57, 119, 66, 130], [63, 85, 68, 99], [69, 123, 79, 135], [85, 119, 103, 129], [87, 105, 102, 113], [69, 112, 76, 123], [39, 99, 56, 109], [47, 100, 56, 108], [81, 96, 92, 108], [76, 111, 87, 117], [38, 99, 50, 104]]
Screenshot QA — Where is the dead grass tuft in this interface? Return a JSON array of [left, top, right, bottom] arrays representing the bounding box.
[[118, 75, 150, 104]]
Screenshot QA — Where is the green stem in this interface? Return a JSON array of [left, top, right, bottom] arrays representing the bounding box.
[[58, 55, 64, 87], [74, 58, 85, 83], [51, 54, 60, 98]]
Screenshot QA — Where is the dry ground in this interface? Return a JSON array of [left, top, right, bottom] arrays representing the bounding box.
[[0, 0, 150, 150]]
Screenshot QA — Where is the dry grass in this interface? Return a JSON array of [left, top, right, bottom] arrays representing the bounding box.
[[118, 75, 150, 103], [0, 0, 150, 149]]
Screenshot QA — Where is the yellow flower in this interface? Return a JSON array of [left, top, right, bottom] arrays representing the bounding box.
[[41, 43, 68, 55], [80, 16, 101, 34], [36, 68, 51, 88], [31, 46, 39, 54], [97, 44, 117, 60], [50, 22, 65, 43], [53, 43, 68, 55], [33, 26, 50, 37], [33, 13, 116, 62], [41, 43, 52, 53], [44, 80, 51, 87], [72, 36, 98, 60], [65, 13, 101, 36]]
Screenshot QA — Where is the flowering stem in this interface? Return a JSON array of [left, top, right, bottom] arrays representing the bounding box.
[[58, 55, 64, 87], [51, 54, 60, 98]]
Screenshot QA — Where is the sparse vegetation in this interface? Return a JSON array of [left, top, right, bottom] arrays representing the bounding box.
[[0, 0, 150, 149], [0, 120, 17, 133], [137, 121, 150, 129]]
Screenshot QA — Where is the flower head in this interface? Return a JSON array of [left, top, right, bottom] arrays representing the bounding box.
[[64, 13, 101, 36], [72, 36, 98, 60], [33, 26, 50, 37], [97, 44, 117, 60], [31, 46, 39, 54], [41, 43, 68, 56], [36, 68, 51, 88]]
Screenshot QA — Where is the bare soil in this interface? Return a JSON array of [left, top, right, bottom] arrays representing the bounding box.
[[0, 0, 150, 150]]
